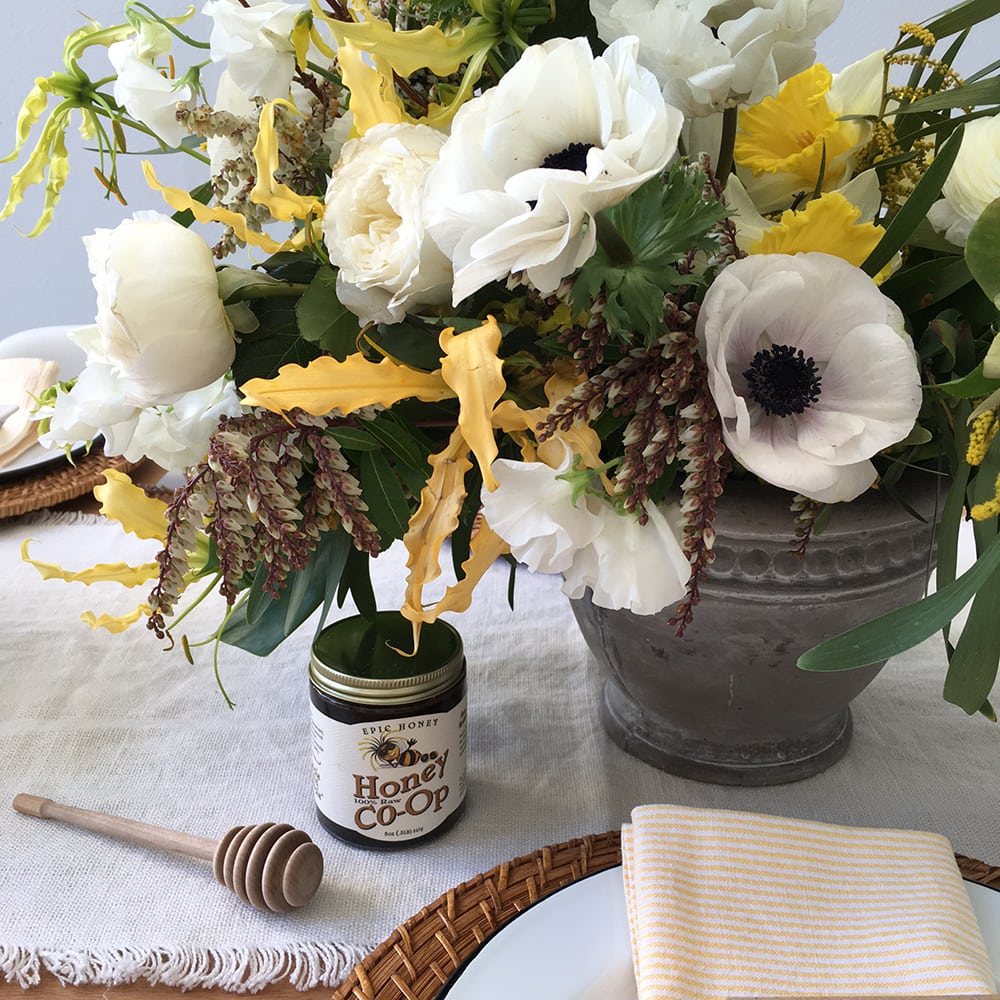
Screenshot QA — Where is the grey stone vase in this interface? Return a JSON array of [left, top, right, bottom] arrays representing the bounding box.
[[569, 476, 941, 786]]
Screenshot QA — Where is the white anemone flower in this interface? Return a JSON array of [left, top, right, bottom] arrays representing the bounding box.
[[562, 497, 691, 615], [927, 115, 1000, 247], [203, 0, 305, 100], [39, 366, 242, 474], [696, 252, 922, 503], [590, 0, 843, 117], [424, 35, 682, 303], [108, 34, 192, 147], [480, 449, 604, 575], [323, 123, 452, 326]]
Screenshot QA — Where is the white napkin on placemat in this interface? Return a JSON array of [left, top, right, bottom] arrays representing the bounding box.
[[0, 356, 57, 467], [622, 804, 996, 1000]]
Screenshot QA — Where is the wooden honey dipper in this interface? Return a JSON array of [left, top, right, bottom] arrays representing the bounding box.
[[12, 793, 324, 913]]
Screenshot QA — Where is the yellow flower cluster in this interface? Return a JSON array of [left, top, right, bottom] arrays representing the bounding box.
[[967, 409, 1000, 521]]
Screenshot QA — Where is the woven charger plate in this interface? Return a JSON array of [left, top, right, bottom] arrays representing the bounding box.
[[333, 830, 1000, 1000], [0, 450, 138, 519]]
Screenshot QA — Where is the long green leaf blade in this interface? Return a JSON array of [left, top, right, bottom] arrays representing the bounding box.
[[797, 531, 1000, 671]]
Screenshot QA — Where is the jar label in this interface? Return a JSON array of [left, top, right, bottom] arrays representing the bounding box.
[[311, 699, 467, 844]]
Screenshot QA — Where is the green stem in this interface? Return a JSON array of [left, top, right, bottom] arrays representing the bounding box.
[[226, 282, 311, 302], [126, 1, 211, 49], [715, 105, 738, 190], [594, 212, 633, 267]]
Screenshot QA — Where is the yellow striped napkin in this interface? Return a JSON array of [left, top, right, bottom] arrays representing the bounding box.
[[622, 805, 995, 1000]]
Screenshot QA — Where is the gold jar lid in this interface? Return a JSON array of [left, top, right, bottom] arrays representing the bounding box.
[[310, 612, 464, 706]]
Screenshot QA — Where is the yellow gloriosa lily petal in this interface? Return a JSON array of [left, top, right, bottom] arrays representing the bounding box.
[[327, 12, 491, 78], [94, 469, 168, 542], [291, 12, 312, 69], [337, 41, 405, 134], [401, 426, 474, 645], [252, 101, 324, 222], [402, 523, 510, 648], [240, 354, 454, 415], [750, 192, 889, 280], [1, 80, 53, 165], [439, 318, 505, 492], [0, 103, 73, 228], [21, 538, 162, 588], [26, 124, 70, 237], [142, 161, 288, 254], [81, 604, 152, 633]]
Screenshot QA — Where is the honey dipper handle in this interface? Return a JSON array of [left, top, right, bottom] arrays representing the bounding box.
[[12, 793, 217, 861]]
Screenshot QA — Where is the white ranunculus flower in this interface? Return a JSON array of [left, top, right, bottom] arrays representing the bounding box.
[[424, 35, 682, 303], [108, 36, 192, 147], [323, 123, 452, 326], [81, 211, 235, 409], [696, 252, 922, 503], [562, 497, 691, 615], [480, 450, 604, 574], [590, 0, 843, 116], [39, 365, 242, 473], [203, 0, 305, 99], [927, 115, 1000, 247]]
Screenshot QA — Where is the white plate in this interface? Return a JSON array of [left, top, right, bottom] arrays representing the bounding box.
[[0, 325, 88, 481], [440, 865, 1000, 1000]]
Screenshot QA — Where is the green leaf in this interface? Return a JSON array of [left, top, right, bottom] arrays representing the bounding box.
[[574, 165, 727, 340], [934, 362, 997, 398], [897, 77, 1000, 113], [965, 196, 1000, 309], [893, 0, 1000, 50], [341, 544, 377, 620], [216, 264, 293, 304], [364, 410, 434, 474], [170, 180, 212, 228], [328, 426, 382, 452], [295, 265, 363, 359], [371, 318, 448, 372], [231, 296, 321, 386], [797, 531, 1000, 672], [863, 125, 964, 278], [882, 256, 972, 314], [359, 450, 411, 544]]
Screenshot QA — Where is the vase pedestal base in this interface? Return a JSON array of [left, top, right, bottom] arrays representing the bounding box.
[[599, 677, 853, 786]]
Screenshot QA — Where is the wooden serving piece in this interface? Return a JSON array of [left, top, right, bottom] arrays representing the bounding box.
[[12, 793, 324, 913]]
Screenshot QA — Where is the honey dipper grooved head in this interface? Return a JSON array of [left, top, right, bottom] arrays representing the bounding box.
[[213, 823, 324, 913]]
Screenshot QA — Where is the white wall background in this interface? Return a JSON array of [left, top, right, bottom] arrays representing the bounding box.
[[0, 0, 993, 340]]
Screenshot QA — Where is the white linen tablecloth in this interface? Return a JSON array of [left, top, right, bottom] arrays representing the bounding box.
[[1, 509, 998, 992]]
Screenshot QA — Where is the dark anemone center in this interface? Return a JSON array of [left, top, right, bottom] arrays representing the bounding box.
[[540, 142, 594, 172], [743, 343, 823, 417]]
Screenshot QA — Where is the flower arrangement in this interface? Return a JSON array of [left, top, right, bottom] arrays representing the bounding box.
[[6, 0, 1000, 713]]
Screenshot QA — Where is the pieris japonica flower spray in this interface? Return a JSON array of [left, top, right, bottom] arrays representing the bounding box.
[[6, 0, 1000, 717]]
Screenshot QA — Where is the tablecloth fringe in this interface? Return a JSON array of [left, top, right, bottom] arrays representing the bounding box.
[[0, 942, 373, 993]]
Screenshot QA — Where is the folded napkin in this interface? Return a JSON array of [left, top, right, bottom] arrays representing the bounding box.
[[0, 356, 58, 468], [622, 805, 995, 1000]]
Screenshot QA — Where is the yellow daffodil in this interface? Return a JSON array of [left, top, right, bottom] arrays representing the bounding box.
[[734, 51, 884, 213]]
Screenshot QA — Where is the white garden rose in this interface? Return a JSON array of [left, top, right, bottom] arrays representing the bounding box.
[[589, 0, 843, 116], [323, 123, 452, 326], [108, 30, 192, 146], [696, 252, 922, 503], [424, 35, 682, 303], [927, 115, 1000, 247], [39, 363, 242, 473], [203, 0, 305, 99], [81, 211, 235, 408]]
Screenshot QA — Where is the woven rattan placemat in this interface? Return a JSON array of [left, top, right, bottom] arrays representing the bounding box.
[[333, 830, 1000, 1000], [0, 451, 138, 519]]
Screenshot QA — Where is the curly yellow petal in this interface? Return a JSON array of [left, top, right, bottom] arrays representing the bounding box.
[[81, 604, 152, 633], [240, 354, 454, 415], [94, 469, 169, 542], [440, 318, 505, 492], [142, 161, 287, 254], [1, 79, 52, 165], [401, 426, 474, 629], [252, 101, 324, 222], [337, 41, 405, 134], [21, 538, 162, 588]]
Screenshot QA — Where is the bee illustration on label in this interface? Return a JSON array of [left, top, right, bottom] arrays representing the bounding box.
[[361, 734, 440, 769]]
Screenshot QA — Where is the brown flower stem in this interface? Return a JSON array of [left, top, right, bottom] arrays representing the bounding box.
[[714, 106, 739, 190]]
